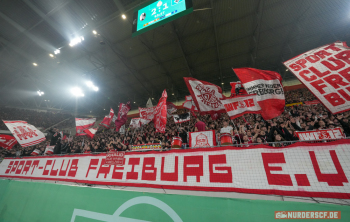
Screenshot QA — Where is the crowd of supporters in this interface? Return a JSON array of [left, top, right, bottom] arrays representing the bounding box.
[[1, 88, 350, 159]]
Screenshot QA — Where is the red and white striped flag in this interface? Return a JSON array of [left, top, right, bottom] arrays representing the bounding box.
[[233, 68, 285, 120], [84, 128, 97, 139], [100, 108, 114, 129], [44, 146, 55, 155], [3, 121, 46, 147], [0, 134, 18, 150], [221, 94, 262, 119], [184, 77, 226, 115], [75, 118, 96, 136], [30, 149, 41, 156]]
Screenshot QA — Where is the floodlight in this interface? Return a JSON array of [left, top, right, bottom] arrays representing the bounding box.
[[69, 36, 84, 47], [92, 30, 97, 35], [286, 69, 289, 71], [54, 49, 60, 54], [33, 63, 38, 66], [49, 54, 54, 58], [221, 82, 224, 85], [37, 90, 44, 96], [71, 87, 84, 97], [86, 81, 94, 87], [122, 14, 126, 19], [92, 86, 99, 91]]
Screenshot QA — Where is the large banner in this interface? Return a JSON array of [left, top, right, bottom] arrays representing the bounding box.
[[1, 140, 350, 199], [284, 41, 350, 114], [3, 121, 46, 147], [1, 140, 350, 198], [295, 128, 344, 141], [189, 130, 216, 147]]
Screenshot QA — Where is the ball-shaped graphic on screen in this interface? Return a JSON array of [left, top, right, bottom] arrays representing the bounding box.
[[157, 1, 163, 7], [140, 13, 146, 21]]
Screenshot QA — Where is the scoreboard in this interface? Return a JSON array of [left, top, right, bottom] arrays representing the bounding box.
[[132, 0, 193, 37]]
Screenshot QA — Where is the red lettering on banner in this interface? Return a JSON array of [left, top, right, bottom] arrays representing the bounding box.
[[161, 156, 178, 182], [339, 88, 350, 101], [5, 161, 14, 174], [68, 159, 79, 177], [295, 174, 310, 186], [315, 50, 332, 59], [224, 104, 231, 112], [97, 159, 111, 179], [59, 160, 71, 176], [309, 67, 330, 78], [22, 160, 32, 175], [86, 159, 99, 177], [290, 64, 302, 72], [335, 51, 350, 64], [262, 153, 293, 186], [325, 44, 341, 52], [15, 161, 25, 174], [43, 160, 52, 175], [112, 159, 125, 180], [209, 154, 232, 183], [321, 57, 345, 70], [306, 55, 320, 63], [300, 70, 317, 82], [233, 102, 239, 110], [296, 59, 307, 68], [10, 161, 19, 174], [324, 93, 345, 106], [323, 74, 349, 89], [30, 160, 39, 175], [126, 158, 140, 180], [183, 156, 203, 182], [309, 150, 348, 186], [310, 79, 327, 94], [339, 67, 350, 82], [50, 160, 59, 176], [142, 157, 157, 181]]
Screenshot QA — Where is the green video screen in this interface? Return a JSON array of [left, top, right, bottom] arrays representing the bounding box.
[[132, 0, 193, 37]]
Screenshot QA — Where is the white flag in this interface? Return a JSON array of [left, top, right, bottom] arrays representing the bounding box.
[[173, 113, 191, 123], [75, 118, 96, 136], [221, 94, 262, 119], [3, 120, 46, 147], [146, 98, 153, 108]]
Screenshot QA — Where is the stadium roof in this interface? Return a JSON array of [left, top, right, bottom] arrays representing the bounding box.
[[0, 0, 349, 114]]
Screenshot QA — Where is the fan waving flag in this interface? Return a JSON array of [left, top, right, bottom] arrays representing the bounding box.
[[3, 121, 46, 147], [167, 101, 177, 117], [139, 107, 155, 125], [184, 77, 226, 115], [115, 102, 131, 132], [233, 68, 285, 120], [84, 128, 97, 139], [221, 94, 262, 119], [76, 118, 96, 136], [173, 112, 191, 124], [30, 149, 41, 156], [130, 118, 142, 128], [0, 135, 18, 150], [182, 95, 198, 112], [154, 90, 168, 133], [100, 108, 114, 129]]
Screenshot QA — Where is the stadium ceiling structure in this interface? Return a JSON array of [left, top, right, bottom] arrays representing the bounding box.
[[0, 0, 349, 114]]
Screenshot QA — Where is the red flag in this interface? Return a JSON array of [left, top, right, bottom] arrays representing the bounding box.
[[44, 146, 55, 155], [230, 81, 247, 97], [30, 149, 41, 156], [182, 95, 198, 111], [84, 128, 97, 139], [100, 108, 114, 129], [221, 94, 262, 119], [62, 135, 67, 140], [75, 118, 96, 136], [233, 68, 285, 120], [115, 102, 131, 132], [3, 121, 46, 147], [129, 118, 142, 128], [184, 77, 226, 115], [210, 112, 221, 121], [154, 90, 168, 133], [0, 134, 18, 150]]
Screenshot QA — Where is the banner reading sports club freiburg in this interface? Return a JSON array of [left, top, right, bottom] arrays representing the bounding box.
[[0, 134, 18, 150], [2, 140, 350, 199], [284, 41, 350, 114], [233, 68, 285, 120], [221, 94, 262, 119], [75, 118, 96, 136], [184, 77, 226, 115], [3, 121, 46, 147]]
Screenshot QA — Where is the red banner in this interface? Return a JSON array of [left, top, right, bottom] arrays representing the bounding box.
[[115, 102, 131, 132], [105, 151, 125, 165], [99, 108, 114, 129], [295, 128, 344, 141], [1, 140, 350, 199], [284, 41, 350, 114], [0, 135, 18, 150], [153, 90, 168, 133]]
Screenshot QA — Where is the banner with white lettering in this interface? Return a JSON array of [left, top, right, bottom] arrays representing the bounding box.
[[189, 130, 216, 147], [295, 128, 344, 141], [221, 94, 262, 119], [3, 121, 46, 147], [283, 41, 350, 114], [1, 140, 350, 199]]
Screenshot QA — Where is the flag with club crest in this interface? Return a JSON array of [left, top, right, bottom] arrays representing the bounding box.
[[115, 102, 131, 132]]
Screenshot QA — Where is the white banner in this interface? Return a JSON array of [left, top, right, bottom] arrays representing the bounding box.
[[3, 121, 46, 147], [1, 140, 350, 199], [283, 41, 350, 114], [295, 128, 344, 141], [75, 118, 96, 136], [189, 130, 216, 147], [221, 94, 262, 119]]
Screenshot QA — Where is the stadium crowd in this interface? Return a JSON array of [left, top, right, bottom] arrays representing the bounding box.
[[1, 88, 350, 159]]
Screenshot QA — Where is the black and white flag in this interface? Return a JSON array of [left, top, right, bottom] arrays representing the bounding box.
[[173, 112, 190, 124]]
